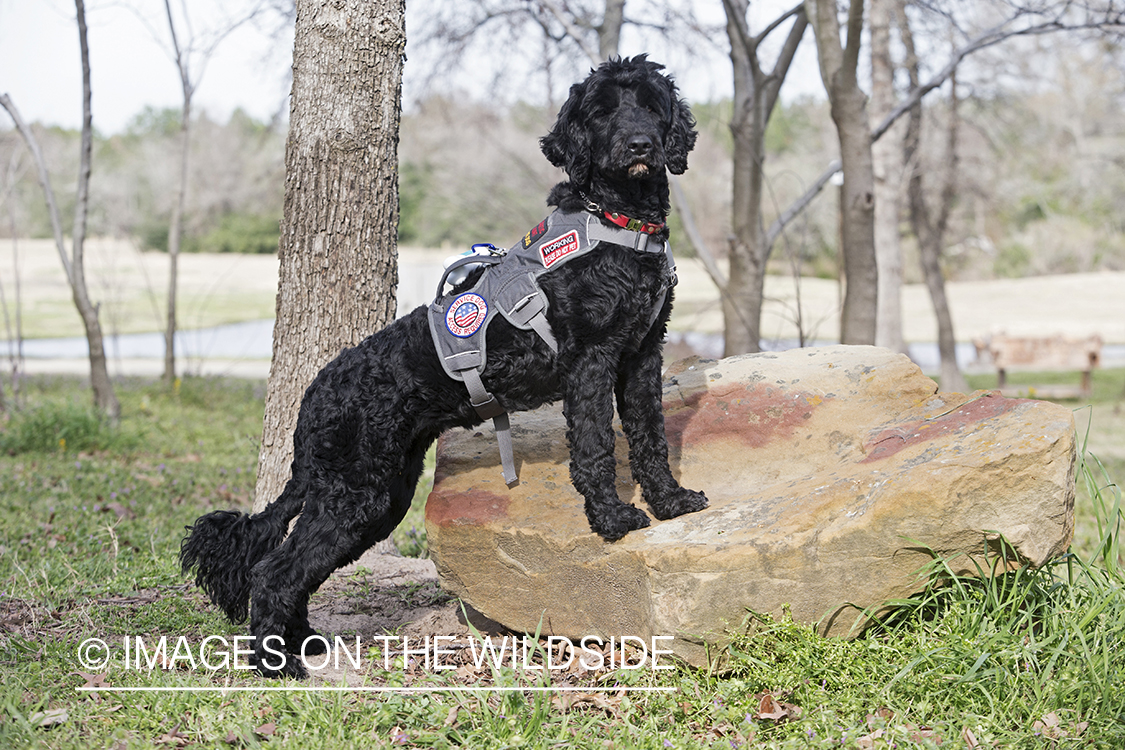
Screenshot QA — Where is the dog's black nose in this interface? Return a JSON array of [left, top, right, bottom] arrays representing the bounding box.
[[627, 134, 653, 156]]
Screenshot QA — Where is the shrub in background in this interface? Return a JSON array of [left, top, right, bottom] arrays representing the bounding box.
[[0, 401, 122, 454]]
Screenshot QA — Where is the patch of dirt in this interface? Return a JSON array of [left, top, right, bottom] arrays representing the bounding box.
[[301, 549, 510, 686], [298, 550, 639, 689]]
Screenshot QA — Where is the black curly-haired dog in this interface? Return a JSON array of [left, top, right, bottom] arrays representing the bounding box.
[[180, 55, 708, 678]]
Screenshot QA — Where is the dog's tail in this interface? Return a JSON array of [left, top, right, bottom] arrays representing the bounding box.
[[179, 479, 305, 623]]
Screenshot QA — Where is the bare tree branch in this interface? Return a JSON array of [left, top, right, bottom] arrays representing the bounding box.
[[771, 4, 1125, 243], [669, 174, 726, 287], [763, 6, 809, 117], [0, 95, 75, 288], [766, 158, 840, 247], [539, 0, 601, 64], [756, 2, 805, 44]]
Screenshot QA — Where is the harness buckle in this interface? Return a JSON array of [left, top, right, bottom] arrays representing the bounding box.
[[470, 392, 506, 421], [471, 243, 505, 257]]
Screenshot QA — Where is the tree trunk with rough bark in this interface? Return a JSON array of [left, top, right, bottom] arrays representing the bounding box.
[[253, 0, 405, 512], [719, 0, 807, 355], [723, 0, 767, 356], [870, 0, 907, 353], [597, 0, 625, 60], [805, 0, 877, 345]]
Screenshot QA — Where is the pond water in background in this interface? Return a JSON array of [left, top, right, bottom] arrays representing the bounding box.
[[10, 321, 1119, 375], [4, 319, 276, 361]]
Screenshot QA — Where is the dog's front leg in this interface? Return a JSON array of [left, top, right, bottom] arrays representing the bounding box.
[[615, 342, 708, 521], [563, 352, 652, 541]]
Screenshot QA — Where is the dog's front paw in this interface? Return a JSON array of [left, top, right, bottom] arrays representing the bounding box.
[[588, 502, 651, 542], [253, 650, 309, 679], [648, 487, 709, 521], [286, 627, 327, 655]]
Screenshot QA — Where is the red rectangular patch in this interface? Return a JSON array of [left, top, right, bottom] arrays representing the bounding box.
[[539, 230, 580, 268]]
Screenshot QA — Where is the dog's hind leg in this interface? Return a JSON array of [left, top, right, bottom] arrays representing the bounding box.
[[564, 351, 652, 541], [246, 438, 430, 678], [615, 341, 708, 522], [246, 493, 385, 678]]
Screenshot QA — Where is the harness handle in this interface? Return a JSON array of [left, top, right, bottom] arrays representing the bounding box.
[[434, 253, 504, 300]]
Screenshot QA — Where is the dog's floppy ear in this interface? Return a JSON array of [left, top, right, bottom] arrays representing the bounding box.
[[664, 87, 697, 176], [540, 79, 592, 186]]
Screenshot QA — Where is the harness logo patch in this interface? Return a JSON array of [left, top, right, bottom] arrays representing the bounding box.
[[522, 219, 548, 249], [539, 229, 580, 268], [445, 293, 488, 338]]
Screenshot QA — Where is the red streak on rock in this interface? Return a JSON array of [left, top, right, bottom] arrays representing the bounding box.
[[862, 393, 1026, 463], [425, 487, 511, 527], [664, 384, 826, 448]]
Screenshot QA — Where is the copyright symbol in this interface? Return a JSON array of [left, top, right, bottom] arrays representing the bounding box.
[[78, 638, 110, 671]]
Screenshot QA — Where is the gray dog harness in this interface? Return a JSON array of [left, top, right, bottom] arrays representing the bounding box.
[[427, 209, 677, 486]]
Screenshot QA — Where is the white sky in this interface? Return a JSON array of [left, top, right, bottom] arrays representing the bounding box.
[[0, 0, 293, 134], [0, 0, 823, 135]]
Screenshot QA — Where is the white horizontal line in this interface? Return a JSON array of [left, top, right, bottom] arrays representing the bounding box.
[[77, 685, 677, 693]]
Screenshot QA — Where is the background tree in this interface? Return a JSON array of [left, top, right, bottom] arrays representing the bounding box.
[[149, 0, 264, 384], [804, 0, 878, 345], [870, 0, 908, 353], [253, 0, 406, 512], [775, 1, 1125, 347], [710, 0, 807, 355], [0, 0, 119, 419], [903, 57, 969, 392]]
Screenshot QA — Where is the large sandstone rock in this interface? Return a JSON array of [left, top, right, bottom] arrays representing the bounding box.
[[425, 346, 1076, 666]]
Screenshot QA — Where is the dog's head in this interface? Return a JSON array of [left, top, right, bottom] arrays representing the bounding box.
[[540, 55, 697, 189]]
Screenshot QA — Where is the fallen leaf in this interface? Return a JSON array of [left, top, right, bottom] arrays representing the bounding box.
[[155, 723, 190, 746], [751, 692, 800, 722], [254, 722, 276, 737], [454, 663, 481, 681], [1032, 712, 1087, 741], [29, 708, 68, 728], [551, 692, 622, 719], [866, 706, 894, 728], [961, 726, 980, 748], [756, 693, 785, 721], [72, 671, 109, 689], [909, 727, 941, 743]]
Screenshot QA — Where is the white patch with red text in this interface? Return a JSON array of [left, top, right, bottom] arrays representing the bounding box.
[[538, 230, 581, 268], [445, 293, 488, 338]]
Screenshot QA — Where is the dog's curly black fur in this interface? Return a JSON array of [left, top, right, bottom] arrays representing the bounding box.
[[180, 56, 708, 678]]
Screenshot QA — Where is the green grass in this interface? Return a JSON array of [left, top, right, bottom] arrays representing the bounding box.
[[0, 373, 1122, 748]]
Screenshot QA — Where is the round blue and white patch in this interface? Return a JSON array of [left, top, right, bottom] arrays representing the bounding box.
[[445, 293, 488, 338]]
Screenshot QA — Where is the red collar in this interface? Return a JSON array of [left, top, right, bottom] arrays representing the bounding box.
[[602, 211, 665, 235]]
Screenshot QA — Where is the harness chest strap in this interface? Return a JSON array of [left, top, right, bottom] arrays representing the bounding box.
[[427, 209, 677, 486]]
